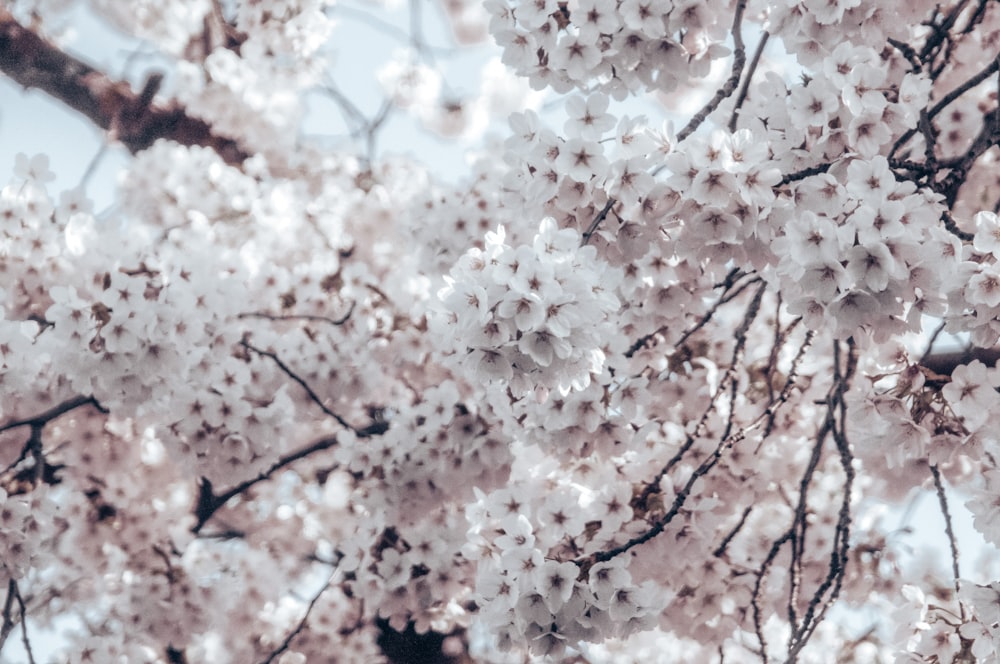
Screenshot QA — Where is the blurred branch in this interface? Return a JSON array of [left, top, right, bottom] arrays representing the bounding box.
[[0, 580, 33, 663], [919, 347, 1000, 375], [259, 572, 336, 664], [192, 417, 389, 534], [0, 8, 249, 165]]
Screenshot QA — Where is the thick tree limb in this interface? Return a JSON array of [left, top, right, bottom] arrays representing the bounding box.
[[0, 8, 249, 165], [920, 348, 1000, 375]]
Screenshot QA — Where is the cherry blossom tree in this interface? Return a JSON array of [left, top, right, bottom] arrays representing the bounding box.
[[2, 0, 1000, 661]]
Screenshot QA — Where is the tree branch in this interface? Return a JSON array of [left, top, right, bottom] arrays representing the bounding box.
[[930, 464, 962, 596], [677, 0, 747, 142], [0, 9, 249, 165], [580, 198, 616, 246], [0, 395, 106, 436], [192, 418, 389, 534], [259, 571, 336, 664]]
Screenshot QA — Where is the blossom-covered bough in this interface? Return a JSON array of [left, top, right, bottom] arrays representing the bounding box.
[[2, 0, 1000, 661]]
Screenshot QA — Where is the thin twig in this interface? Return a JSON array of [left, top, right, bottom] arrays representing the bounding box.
[[728, 31, 769, 132], [920, 320, 948, 363], [780, 162, 833, 186], [930, 464, 962, 595], [259, 571, 338, 664], [192, 418, 388, 534], [941, 209, 975, 241], [0, 580, 17, 653], [593, 284, 768, 564], [891, 52, 1000, 159], [0, 395, 107, 435], [625, 270, 757, 358], [677, 0, 748, 143], [240, 339, 355, 431], [713, 506, 753, 558], [237, 302, 355, 327], [581, 198, 616, 246], [786, 340, 857, 662], [13, 583, 34, 664]]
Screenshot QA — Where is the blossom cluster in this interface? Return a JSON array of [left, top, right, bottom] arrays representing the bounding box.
[[465, 488, 663, 658], [486, 0, 735, 97], [434, 218, 622, 395]]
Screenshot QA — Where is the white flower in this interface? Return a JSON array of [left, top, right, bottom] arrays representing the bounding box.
[[519, 329, 571, 366], [498, 291, 546, 332], [846, 242, 900, 292], [548, 33, 603, 80], [800, 261, 848, 301], [967, 266, 1000, 308], [515, 0, 557, 29], [974, 211, 1000, 259], [471, 348, 515, 381], [788, 79, 840, 128], [555, 137, 609, 182], [619, 0, 670, 37], [942, 360, 1000, 431], [842, 63, 887, 115], [495, 514, 535, 551], [828, 289, 880, 335], [968, 469, 1000, 546], [534, 560, 579, 611], [845, 156, 896, 201], [589, 560, 631, 605], [13, 153, 56, 183], [848, 111, 892, 158], [564, 93, 615, 141]]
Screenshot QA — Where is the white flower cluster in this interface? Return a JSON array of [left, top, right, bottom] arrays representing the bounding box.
[[465, 492, 662, 659], [895, 582, 1000, 662], [770, 157, 948, 340], [234, 0, 335, 59], [949, 211, 1000, 346], [90, 0, 210, 54], [486, 0, 734, 97], [434, 218, 621, 396], [0, 487, 58, 582]]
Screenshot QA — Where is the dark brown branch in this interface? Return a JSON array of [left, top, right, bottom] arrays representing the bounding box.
[[626, 269, 757, 358], [0, 9, 249, 165], [259, 573, 335, 664], [12, 583, 34, 664], [713, 506, 753, 558], [890, 52, 1000, 161], [786, 340, 857, 662], [888, 38, 922, 72], [0, 395, 106, 435], [192, 418, 388, 533], [919, 347, 1000, 375], [630, 279, 764, 512], [596, 284, 768, 564], [935, 105, 1000, 205], [780, 163, 833, 186], [0, 580, 16, 654], [580, 198, 616, 246], [238, 302, 356, 327], [728, 30, 769, 132], [677, 0, 747, 143], [930, 464, 962, 595], [240, 339, 355, 431], [939, 209, 976, 241]]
